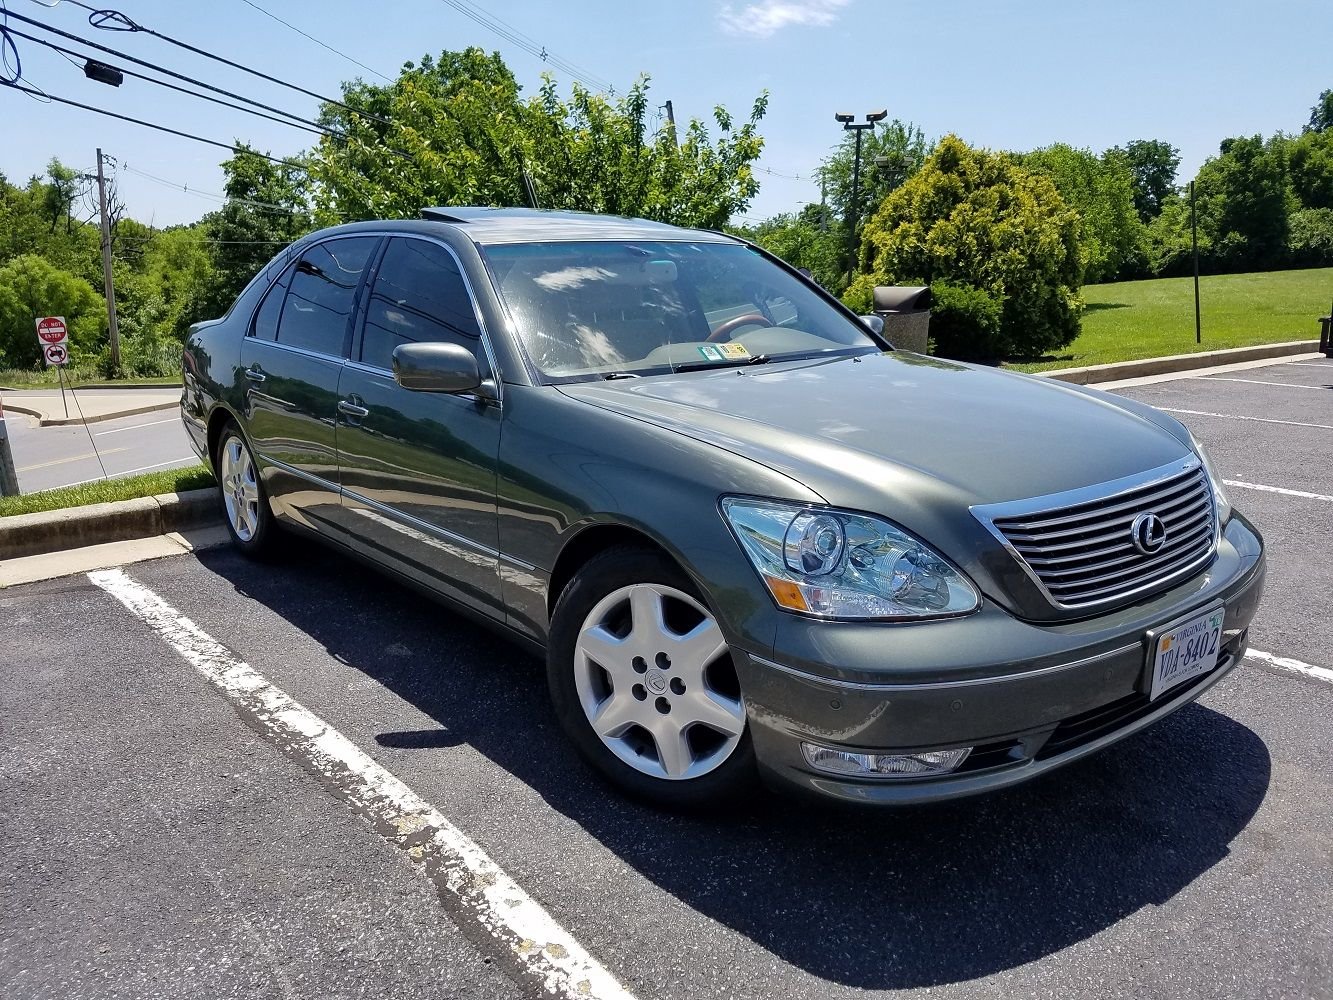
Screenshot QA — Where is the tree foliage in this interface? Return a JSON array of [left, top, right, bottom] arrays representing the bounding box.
[[1019, 143, 1143, 283], [308, 48, 767, 230], [0, 254, 104, 368], [818, 120, 929, 240], [845, 135, 1082, 360], [1113, 139, 1181, 222], [1308, 89, 1333, 133], [1288, 128, 1333, 210], [739, 206, 844, 292]]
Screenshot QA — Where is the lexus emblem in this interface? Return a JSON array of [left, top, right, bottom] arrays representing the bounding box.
[[1131, 512, 1167, 555]]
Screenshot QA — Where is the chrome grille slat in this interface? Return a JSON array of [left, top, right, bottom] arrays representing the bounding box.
[[976, 463, 1218, 610], [994, 476, 1206, 533]]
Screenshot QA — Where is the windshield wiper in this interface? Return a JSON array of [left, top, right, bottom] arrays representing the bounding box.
[[676, 354, 773, 372], [602, 372, 642, 380]]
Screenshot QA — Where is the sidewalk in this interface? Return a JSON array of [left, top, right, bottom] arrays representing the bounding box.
[[0, 386, 181, 426]]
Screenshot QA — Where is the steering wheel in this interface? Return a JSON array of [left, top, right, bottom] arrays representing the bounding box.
[[706, 312, 773, 343]]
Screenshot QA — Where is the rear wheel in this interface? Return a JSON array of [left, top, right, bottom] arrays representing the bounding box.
[[215, 421, 275, 556], [547, 546, 756, 808]]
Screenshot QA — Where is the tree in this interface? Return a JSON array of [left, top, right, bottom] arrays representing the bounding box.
[[1202, 135, 1291, 270], [1308, 89, 1333, 133], [742, 207, 844, 291], [1115, 139, 1181, 222], [1288, 128, 1333, 210], [818, 120, 930, 238], [1020, 144, 1144, 283], [844, 135, 1082, 360], [41, 158, 90, 235], [198, 143, 313, 317], [308, 48, 767, 230], [0, 254, 104, 368]]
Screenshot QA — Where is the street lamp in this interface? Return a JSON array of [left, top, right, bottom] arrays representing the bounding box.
[[836, 109, 887, 278]]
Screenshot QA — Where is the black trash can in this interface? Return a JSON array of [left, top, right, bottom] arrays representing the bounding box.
[[1320, 314, 1333, 358], [873, 286, 932, 354]]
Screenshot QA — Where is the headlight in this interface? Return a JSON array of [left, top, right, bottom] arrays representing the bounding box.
[[1188, 431, 1231, 524], [720, 498, 980, 620]]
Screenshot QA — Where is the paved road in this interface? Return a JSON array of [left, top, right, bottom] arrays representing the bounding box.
[[4, 408, 197, 494], [2, 360, 1330, 999]]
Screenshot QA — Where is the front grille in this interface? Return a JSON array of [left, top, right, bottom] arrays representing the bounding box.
[[982, 462, 1217, 610]]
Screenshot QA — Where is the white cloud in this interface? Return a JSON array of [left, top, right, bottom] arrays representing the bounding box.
[[717, 0, 852, 38]]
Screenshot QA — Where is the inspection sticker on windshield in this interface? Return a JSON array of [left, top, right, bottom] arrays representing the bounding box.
[[697, 343, 750, 361], [1147, 606, 1225, 700]]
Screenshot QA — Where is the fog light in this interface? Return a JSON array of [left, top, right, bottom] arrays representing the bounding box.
[[800, 742, 971, 778]]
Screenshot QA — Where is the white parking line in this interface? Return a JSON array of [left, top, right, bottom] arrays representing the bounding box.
[[1246, 649, 1333, 685], [1223, 480, 1333, 502], [1200, 376, 1330, 391], [1157, 407, 1333, 431], [1285, 361, 1333, 368], [95, 417, 181, 436], [87, 568, 637, 1000]]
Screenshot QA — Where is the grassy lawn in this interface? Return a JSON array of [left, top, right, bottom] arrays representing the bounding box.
[[1009, 266, 1333, 372], [0, 368, 181, 390], [0, 464, 214, 517]]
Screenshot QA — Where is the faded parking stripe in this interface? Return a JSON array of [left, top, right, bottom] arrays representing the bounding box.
[[1223, 480, 1333, 502], [1246, 649, 1333, 685], [88, 567, 638, 1000]]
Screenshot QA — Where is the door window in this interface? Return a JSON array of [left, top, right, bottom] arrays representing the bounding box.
[[275, 237, 378, 356], [360, 238, 483, 371], [251, 266, 292, 342]]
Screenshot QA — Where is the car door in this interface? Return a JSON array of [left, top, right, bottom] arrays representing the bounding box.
[[335, 235, 504, 616], [238, 235, 380, 531]]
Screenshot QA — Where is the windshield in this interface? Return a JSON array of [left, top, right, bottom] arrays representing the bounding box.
[[481, 240, 878, 379]]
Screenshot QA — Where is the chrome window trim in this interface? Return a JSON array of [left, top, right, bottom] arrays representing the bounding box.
[[970, 454, 1220, 612], [351, 233, 504, 405], [247, 338, 352, 367], [263, 457, 340, 492]]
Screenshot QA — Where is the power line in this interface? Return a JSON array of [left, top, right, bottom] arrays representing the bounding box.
[[0, 81, 310, 168], [5, 5, 394, 128], [4, 23, 337, 139], [236, 0, 393, 83], [120, 163, 306, 215], [435, 0, 613, 94]]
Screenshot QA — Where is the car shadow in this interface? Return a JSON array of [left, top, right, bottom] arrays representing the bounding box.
[[198, 540, 1271, 991]]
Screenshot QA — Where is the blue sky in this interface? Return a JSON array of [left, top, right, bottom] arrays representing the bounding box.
[[2, 0, 1329, 227]]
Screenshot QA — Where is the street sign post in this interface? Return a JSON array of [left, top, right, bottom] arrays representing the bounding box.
[[0, 392, 18, 497], [35, 315, 71, 419]]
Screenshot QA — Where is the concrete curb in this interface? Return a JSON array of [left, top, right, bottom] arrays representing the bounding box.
[[0, 488, 221, 560], [2, 399, 180, 427], [1041, 340, 1319, 384]]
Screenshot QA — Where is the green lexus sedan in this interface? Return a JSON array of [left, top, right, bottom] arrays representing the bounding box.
[[181, 208, 1266, 808]]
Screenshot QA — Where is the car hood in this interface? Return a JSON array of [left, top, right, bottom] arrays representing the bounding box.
[[559, 351, 1192, 509], [558, 351, 1196, 622]]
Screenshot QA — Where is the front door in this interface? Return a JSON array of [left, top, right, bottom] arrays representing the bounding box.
[[335, 236, 503, 615], [238, 235, 380, 532]]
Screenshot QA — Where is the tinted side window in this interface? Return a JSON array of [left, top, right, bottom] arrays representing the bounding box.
[[251, 265, 293, 341], [276, 237, 378, 356], [360, 238, 483, 371]]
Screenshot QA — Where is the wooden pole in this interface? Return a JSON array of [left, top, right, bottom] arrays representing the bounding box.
[[97, 148, 122, 372]]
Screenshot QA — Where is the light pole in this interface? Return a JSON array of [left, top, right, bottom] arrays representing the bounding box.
[[835, 109, 887, 279]]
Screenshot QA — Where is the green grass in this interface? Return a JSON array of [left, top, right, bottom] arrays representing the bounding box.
[[0, 464, 214, 517], [1008, 266, 1333, 372], [0, 368, 182, 390]]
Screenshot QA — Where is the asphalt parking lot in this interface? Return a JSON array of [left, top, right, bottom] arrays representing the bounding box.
[[2, 358, 1331, 1000]]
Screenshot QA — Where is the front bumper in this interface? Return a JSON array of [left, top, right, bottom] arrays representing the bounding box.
[[737, 512, 1266, 805]]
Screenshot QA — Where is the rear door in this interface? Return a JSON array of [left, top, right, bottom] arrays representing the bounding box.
[[238, 235, 380, 530], [335, 235, 504, 615]]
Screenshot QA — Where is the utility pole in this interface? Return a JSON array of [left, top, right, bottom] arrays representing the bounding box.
[[1190, 180, 1201, 345], [819, 170, 828, 232], [664, 100, 678, 147], [0, 393, 19, 497], [96, 148, 121, 372], [834, 110, 887, 281]]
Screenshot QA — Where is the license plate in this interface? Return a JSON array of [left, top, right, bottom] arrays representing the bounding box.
[[1148, 606, 1225, 700]]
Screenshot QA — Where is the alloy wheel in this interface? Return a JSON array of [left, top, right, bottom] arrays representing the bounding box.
[[219, 434, 261, 543]]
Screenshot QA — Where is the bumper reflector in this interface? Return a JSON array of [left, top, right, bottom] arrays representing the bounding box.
[[801, 742, 972, 778]]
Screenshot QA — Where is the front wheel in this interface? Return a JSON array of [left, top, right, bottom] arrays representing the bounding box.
[[215, 421, 275, 556], [547, 547, 757, 808]]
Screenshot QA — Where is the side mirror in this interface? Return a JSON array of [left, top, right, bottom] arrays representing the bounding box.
[[860, 314, 885, 337], [392, 342, 483, 394]]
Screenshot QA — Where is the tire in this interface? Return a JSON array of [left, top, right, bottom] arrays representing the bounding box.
[[213, 420, 276, 557], [547, 545, 758, 808]]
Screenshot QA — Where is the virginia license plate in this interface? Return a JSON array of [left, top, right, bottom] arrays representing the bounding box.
[[1148, 606, 1225, 701]]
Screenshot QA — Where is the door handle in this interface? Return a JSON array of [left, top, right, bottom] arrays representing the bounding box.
[[243, 367, 267, 384], [338, 398, 370, 419]]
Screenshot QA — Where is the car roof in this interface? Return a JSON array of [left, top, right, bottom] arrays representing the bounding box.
[[418, 206, 737, 245]]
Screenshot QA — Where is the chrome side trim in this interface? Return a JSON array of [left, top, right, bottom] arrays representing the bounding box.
[[747, 644, 1140, 692], [971, 455, 1219, 612], [342, 489, 501, 560], [263, 457, 340, 493]]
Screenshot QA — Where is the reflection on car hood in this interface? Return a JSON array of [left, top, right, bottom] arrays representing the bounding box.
[[557, 351, 1193, 508]]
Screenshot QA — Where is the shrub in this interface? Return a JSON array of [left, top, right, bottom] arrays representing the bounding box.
[[927, 281, 1005, 359], [847, 135, 1083, 360], [1287, 207, 1333, 266]]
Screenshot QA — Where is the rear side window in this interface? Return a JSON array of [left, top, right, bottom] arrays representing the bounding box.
[[251, 266, 292, 342], [360, 238, 483, 371], [276, 237, 378, 356]]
